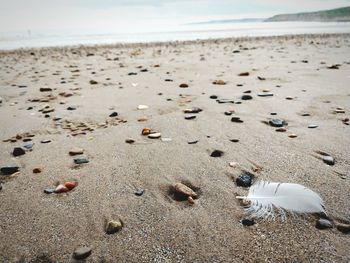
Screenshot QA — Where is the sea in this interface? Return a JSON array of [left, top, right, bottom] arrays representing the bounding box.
[[0, 21, 349, 50]]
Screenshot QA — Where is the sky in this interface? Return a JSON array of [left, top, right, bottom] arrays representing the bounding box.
[[0, 0, 349, 34]]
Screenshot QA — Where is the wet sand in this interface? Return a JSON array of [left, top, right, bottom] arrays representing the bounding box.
[[0, 34, 349, 262]]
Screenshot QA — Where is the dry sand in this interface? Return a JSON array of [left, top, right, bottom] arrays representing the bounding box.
[[0, 34, 349, 262]]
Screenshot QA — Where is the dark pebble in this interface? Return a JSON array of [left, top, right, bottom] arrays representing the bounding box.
[[316, 218, 333, 229], [224, 111, 233, 116], [308, 124, 318, 129], [13, 147, 25, 157], [241, 219, 255, 226], [23, 143, 34, 149], [270, 112, 277, 115], [236, 173, 253, 187], [125, 139, 135, 144], [301, 113, 311, 116], [165, 79, 173, 82], [109, 112, 118, 117], [67, 106, 76, 111], [41, 139, 51, 144], [230, 139, 239, 142], [258, 93, 274, 97], [269, 119, 284, 127], [217, 99, 234, 104], [210, 150, 224, 157], [243, 90, 251, 93], [185, 115, 196, 120], [188, 140, 199, 144], [209, 95, 218, 99], [128, 72, 137, 75], [44, 188, 54, 194], [323, 156, 335, 166], [231, 117, 244, 123], [73, 246, 92, 260], [74, 158, 89, 164], [135, 188, 145, 196], [241, 95, 253, 100], [1, 165, 19, 175]]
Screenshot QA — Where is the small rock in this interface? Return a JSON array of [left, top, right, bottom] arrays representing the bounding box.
[[316, 218, 333, 229], [230, 139, 239, 142], [40, 139, 51, 144], [54, 184, 69, 193], [241, 95, 253, 100], [125, 139, 135, 144], [217, 99, 234, 104], [32, 167, 42, 173], [179, 83, 189, 88], [141, 128, 151, 135], [323, 156, 335, 166], [241, 219, 255, 226], [336, 223, 350, 233], [224, 111, 233, 116], [23, 143, 34, 149], [64, 181, 76, 190], [148, 132, 161, 139], [210, 150, 224, 157], [1, 165, 19, 175], [184, 107, 202, 113], [231, 117, 243, 123], [209, 95, 218, 99], [74, 158, 89, 164], [212, 80, 226, 85], [187, 196, 195, 204], [67, 106, 76, 111], [73, 246, 92, 260], [269, 119, 284, 127], [257, 93, 274, 97], [275, 127, 287, 132], [44, 188, 54, 194], [285, 97, 294, 100], [135, 188, 145, 196], [105, 219, 123, 234], [39, 87, 52, 92], [236, 173, 253, 187], [90, 80, 98, 84], [188, 140, 198, 144], [137, 105, 149, 110], [184, 115, 196, 120], [270, 112, 277, 115], [13, 147, 25, 157], [174, 183, 197, 198], [229, 162, 238, 167], [257, 76, 266, 80], [69, 148, 84, 156], [239, 72, 250, 76], [109, 112, 118, 117], [288, 134, 298, 138], [308, 124, 318, 129]]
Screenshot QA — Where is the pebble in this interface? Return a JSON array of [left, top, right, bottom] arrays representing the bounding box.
[[69, 148, 84, 156], [316, 218, 333, 229], [241, 95, 253, 100], [0, 96, 3, 104], [185, 115, 196, 120], [285, 97, 294, 100], [224, 111, 233, 116], [137, 105, 149, 110], [141, 128, 151, 135], [23, 143, 34, 149], [231, 117, 244, 123], [128, 72, 137, 75], [188, 140, 198, 144], [323, 156, 335, 166], [44, 188, 54, 194], [301, 113, 311, 116], [135, 188, 145, 196], [54, 184, 69, 193], [184, 107, 202, 113], [67, 106, 76, 111], [236, 173, 253, 187], [308, 124, 318, 128], [229, 162, 238, 167], [239, 72, 250, 76], [32, 167, 42, 173], [90, 80, 98, 84], [269, 119, 284, 127], [230, 139, 239, 142], [1, 165, 19, 175], [13, 147, 25, 157], [241, 219, 255, 226], [39, 87, 52, 92], [73, 246, 92, 260], [212, 80, 226, 85], [148, 132, 161, 139], [217, 99, 234, 104], [40, 139, 51, 143], [209, 95, 218, 99], [74, 158, 89, 164], [179, 83, 189, 88], [109, 112, 118, 117], [336, 223, 350, 233], [125, 139, 135, 144], [288, 134, 298, 138], [258, 93, 274, 97], [210, 150, 224, 157], [270, 112, 277, 115], [174, 183, 197, 198], [105, 219, 123, 234], [64, 181, 76, 190]]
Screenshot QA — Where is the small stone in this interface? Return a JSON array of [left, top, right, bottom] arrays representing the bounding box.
[[275, 127, 287, 132], [217, 99, 234, 104], [270, 112, 277, 115], [33, 167, 42, 173], [285, 97, 294, 100], [308, 124, 318, 129], [41, 139, 51, 143], [258, 93, 274, 97], [224, 111, 233, 116], [69, 148, 84, 156], [73, 246, 92, 260], [188, 140, 198, 144], [212, 80, 226, 85], [179, 83, 189, 88], [1, 165, 19, 175], [148, 132, 161, 139], [327, 64, 340, 69], [231, 117, 243, 123], [184, 107, 202, 113], [323, 156, 335, 166], [229, 162, 238, 167], [54, 184, 69, 193], [13, 147, 25, 157], [316, 218, 333, 229], [236, 173, 253, 187], [210, 150, 224, 157], [44, 188, 54, 194], [209, 95, 218, 99], [109, 112, 118, 117], [269, 119, 284, 127], [241, 95, 253, 100], [64, 181, 76, 190], [336, 223, 350, 233], [257, 76, 266, 80], [39, 87, 52, 92], [239, 72, 250, 76], [137, 117, 148, 122], [90, 80, 98, 84], [174, 183, 197, 198], [334, 109, 345, 113], [137, 105, 149, 110], [135, 188, 145, 196], [241, 219, 255, 226], [74, 158, 89, 164], [288, 134, 298, 138], [230, 139, 239, 142], [105, 220, 123, 234], [187, 196, 195, 204], [67, 106, 76, 111], [125, 139, 135, 144], [141, 128, 151, 135], [23, 143, 34, 149], [185, 115, 196, 120]]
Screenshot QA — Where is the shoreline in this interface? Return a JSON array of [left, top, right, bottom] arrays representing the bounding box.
[[1, 32, 350, 54]]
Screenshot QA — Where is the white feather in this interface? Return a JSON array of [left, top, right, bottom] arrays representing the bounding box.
[[237, 181, 326, 220]]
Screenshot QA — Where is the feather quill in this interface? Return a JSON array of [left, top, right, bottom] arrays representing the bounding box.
[[237, 181, 326, 220]]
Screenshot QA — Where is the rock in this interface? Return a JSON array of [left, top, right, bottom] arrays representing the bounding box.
[[323, 156, 335, 166], [210, 150, 224, 157], [64, 181, 76, 190], [241, 219, 255, 226], [336, 223, 350, 233], [231, 117, 243, 123], [188, 140, 198, 144], [141, 128, 151, 135], [105, 219, 123, 234], [327, 64, 340, 69], [236, 173, 253, 187], [90, 80, 98, 84], [230, 139, 239, 142], [301, 113, 311, 116], [165, 79, 173, 82], [179, 83, 189, 88], [239, 72, 250, 76], [125, 139, 135, 144], [137, 105, 149, 110], [148, 133, 161, 139], [73, 246, 92, 260], [109, 112, 118, 117], [33, 167, 42, 173], [229, 162, 238, 167], [308, 124, 318, 129], [174, 183, 197, 198], [1, 165, 19, 175], [39, 87, 52, 92], [275, 127, 287, 132], [257, 76, 266, 80], [40, 139, 51, 143], [54, 184, 69, 193], [67, 106, 76, 111], [74, 158, 89, 164], [285, 97, 294, 100], [23, 143, 34, 149], [258, 93, 274, 97], [241, 95, 253, 100], [138, 117, 148, 122], [69, 148, 84, 156], [212, 80, 226, 85], [184, 107, 202, 113], [270, 112, 277, 115], [269, 119, 284, 127], [224, 111, 233, 116], [135, 188, 145, 196], [185, 115, 196, 120], [209, 95, 218, 99], [128, 72, 137, 75], [0, 96, 3, 104], [13, 147, 25, 157], [288, 134, 298, 138], [316, 218, 333, 229], [44, 188, 54, 194], [217, 99, 234, 104]]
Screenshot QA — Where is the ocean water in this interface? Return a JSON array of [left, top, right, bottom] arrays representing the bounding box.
[[0, 21, 349, 50]]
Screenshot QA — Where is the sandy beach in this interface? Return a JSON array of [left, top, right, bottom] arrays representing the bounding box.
[[0, 33, 349, 262]]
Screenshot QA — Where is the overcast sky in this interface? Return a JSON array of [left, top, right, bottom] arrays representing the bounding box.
[[0, 0, 349, 33]]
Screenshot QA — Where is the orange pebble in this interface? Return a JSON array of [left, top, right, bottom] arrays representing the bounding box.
[[64, 181, 76, 190]]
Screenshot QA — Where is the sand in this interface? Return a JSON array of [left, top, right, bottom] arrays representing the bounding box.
[[0, 34, 349, 262]]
